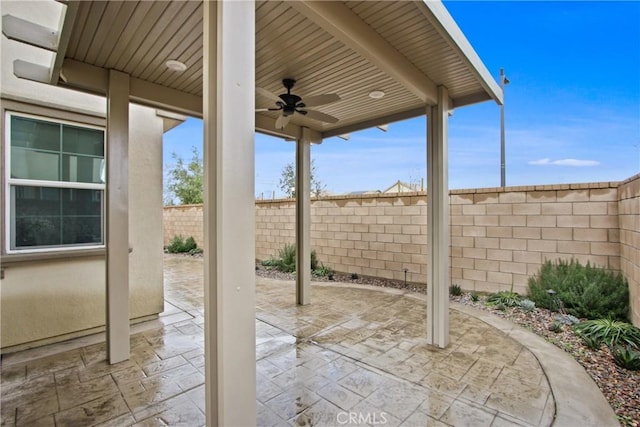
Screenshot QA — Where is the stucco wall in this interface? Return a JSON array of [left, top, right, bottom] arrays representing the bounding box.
[[0, 104, 165, 349], [1, 1, 165, 350], [619, 174, 640, 326]]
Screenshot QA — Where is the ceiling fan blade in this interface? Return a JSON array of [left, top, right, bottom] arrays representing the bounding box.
[[301, 93, 340, 108], [255, 108, 270, 112], [256, 87, 281, 102], [303, 109, 339, 124], [275, 114, 291, 130]]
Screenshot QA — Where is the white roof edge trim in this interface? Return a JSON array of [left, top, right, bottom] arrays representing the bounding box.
[[419, 1, 503, 106]]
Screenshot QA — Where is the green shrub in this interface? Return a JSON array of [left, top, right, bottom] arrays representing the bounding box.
[[471, 293, 479, 302], [351, 273, 359, 280], [486, 291, 521, 307], [277, 244, 297, 273], [313, 264, 334, 277], [519, 299, 536, 312], [167, 235, 199, 254], [611, 345, 640, 370], [581, 335, 602, 350], [449, 284, 462, 296], [261, 244, 320, 274], [549, 322, 563, 333], [573, 319, 640, 349], [528, 259, 629, 320]]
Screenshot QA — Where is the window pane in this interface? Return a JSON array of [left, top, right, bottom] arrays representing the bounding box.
[[62, 155, 103, 183], [11, 116, 60, 152], [62, 125, 104, 156], [61, 189, 102, 245], [11, 147, 60, 180], [14, 186, 62, 247], [13, 186, 103, 249]]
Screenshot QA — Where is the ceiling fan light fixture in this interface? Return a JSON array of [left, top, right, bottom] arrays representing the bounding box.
[[166, 60, 187, 72], [368, 90, 385, 99]]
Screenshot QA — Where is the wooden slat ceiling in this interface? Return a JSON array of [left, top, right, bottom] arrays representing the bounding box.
[[61, 0, 496, 135]]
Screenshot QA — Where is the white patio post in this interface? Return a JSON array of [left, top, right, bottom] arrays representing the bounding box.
[[426, 85, 450, 348], [296, 128, 312, 305], [202, 1, 256, 426], [106, 69, 130, 364]]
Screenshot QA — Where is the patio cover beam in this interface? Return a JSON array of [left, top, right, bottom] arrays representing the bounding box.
[[203, 1, 256, 425], [291, 1, 438, 105], [426, 86, 450, 348]]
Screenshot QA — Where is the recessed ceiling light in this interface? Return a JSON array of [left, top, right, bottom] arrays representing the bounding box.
[[368, 90, 385, 99], [166, 60, 187, 72]]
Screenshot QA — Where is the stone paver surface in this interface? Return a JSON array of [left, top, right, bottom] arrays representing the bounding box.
[[1, 255, 554, 426]]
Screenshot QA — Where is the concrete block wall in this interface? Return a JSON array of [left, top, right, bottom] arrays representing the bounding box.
[[253, 182, 622, 295], [164, 177, 639, 326], [449, 183, 620, 294], [619, 173, 640, 326], [163, 204, 204, 248], [310, 195, 427, 283]]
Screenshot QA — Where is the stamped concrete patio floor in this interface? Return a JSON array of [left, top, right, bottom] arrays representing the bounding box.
[[1, 255, 615, 426]]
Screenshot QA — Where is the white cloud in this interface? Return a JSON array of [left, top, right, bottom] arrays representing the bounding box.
[[528, 158, 552, 165], [528, 158, 600, 167]]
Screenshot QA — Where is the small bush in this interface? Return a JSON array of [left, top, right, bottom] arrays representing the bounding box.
[[313, 264, 334, 278], [611, 345, 640, 371], [549, 322, 563, 333], [471, 293, 479, 302], [573, 319, 640, 349], [519, 299, 536, 312], [261, 245, 321, 274], [351, 273, 359, 280], [528, 259, 629, 321], [167, 235, 199, 254], [486, 291, 521, 307], [449, 284, 462, 296], [277, 244, 297, 273]]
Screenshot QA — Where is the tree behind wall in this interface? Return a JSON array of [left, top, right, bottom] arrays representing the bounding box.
[[165, 147, 203, 205], [279, 159, 326, 198]]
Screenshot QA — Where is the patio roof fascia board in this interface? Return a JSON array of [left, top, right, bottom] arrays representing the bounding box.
[[50, 1, 79, 84], [322, 106, 426, 139], [418, 1, 504, 106], [290, 1, 439, 105]]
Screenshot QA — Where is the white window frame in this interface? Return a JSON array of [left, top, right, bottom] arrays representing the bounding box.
[[4, 111, 106, 254]]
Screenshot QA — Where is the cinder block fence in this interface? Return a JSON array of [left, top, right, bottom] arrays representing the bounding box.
[[164, 173, 640, 326]]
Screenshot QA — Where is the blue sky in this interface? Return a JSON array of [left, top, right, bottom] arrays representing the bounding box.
[[163, 1, 640, 198]]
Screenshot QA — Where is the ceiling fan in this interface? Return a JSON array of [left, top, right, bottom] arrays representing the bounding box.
[[256, 78, 340, 130]]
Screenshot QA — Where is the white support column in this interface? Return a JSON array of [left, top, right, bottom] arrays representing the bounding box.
[[203, 1, 256, 426], [426, 85, 450, 348], [296, 128, 312, 305], [106, 69, 130, 364]]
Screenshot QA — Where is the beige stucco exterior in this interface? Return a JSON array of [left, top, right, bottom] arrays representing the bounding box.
[[1, 1, 166, 350]]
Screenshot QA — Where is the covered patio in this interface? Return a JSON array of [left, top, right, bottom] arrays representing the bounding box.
[[2, 254, 619, 426], [4, 1, 504, 424]]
